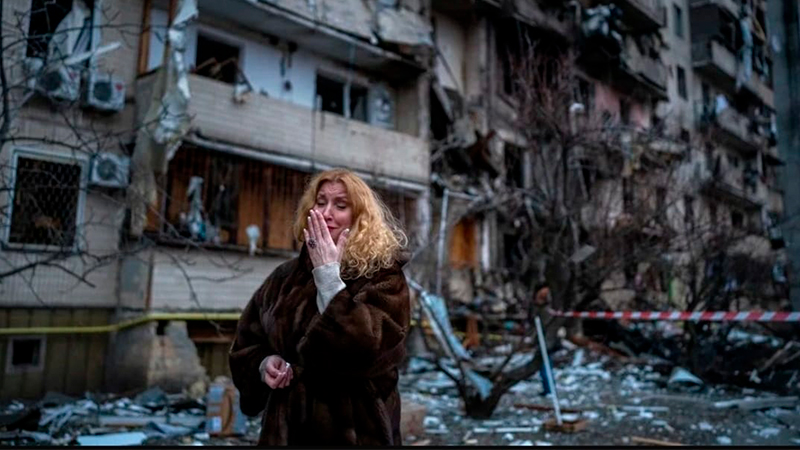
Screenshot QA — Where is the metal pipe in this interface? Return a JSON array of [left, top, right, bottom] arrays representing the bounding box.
[[435, 187, 450, 295], [535, 315, 562, 425]]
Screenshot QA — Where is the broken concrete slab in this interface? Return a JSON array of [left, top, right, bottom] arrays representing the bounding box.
[[713, 396, 798, 411]]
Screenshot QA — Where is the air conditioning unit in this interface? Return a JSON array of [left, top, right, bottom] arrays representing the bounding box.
[[83, 70, 125, 112], [90, 153, 130, 188], [24, 58, 80, 102], [368, 84, 395, 129]]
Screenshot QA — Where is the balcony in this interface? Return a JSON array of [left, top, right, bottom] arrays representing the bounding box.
[[700, 168, 764, 211], [695, 102, 767, 155], [623, 51, 669, 100], [692, 40, 774, 108], [137, 73, 429, 184], [615, 0, 667, 31]]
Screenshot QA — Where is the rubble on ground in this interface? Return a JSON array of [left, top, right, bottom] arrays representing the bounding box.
[[0, 379, 259, 446], [399, 338, 800, 446]]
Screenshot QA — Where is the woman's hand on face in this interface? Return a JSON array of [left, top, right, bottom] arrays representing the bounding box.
[[304, 209, 349, 268], [260, 355, 293, 389]]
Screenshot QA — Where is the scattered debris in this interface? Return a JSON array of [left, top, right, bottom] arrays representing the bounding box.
[[667, 367, 704, 388]]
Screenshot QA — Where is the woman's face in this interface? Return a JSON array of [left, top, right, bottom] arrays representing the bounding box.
[[313, 180, 353, 243]]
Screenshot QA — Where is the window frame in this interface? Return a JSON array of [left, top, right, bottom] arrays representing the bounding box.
[[5, 335, 47, 374], [673, 4, 684, 39], [2, 148, 89, 253], [315, 71, 371, 122], [677, 65, 687, 100]]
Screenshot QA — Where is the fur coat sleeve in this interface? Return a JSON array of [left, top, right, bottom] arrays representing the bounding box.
[[297, 261, 410, 380]]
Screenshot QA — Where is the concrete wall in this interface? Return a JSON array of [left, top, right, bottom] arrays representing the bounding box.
[[149, 248, 289, 311], [433, 12, 466, 92]]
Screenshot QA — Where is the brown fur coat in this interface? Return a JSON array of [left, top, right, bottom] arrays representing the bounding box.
[[229, 246, 410, 446]]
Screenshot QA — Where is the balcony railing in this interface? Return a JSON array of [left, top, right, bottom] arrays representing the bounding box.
[[695, 102, 768, 154]]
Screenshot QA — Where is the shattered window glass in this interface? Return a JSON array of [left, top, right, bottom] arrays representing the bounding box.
[[195, 34, 241, 85], [316, 74, 345, 115]]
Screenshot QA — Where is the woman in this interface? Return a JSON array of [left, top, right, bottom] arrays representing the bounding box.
[[229, 168, 410, 446]]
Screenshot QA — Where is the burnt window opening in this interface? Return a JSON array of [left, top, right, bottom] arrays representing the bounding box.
[[728, 154, 740, 169], [315, 74, 370, 123], [27, 0, 95, 60], [731, 210, 744, 229], [620, 99, 631, 126], [8, 337, 45, 372], [684, 195, 695, 230], [677, 66, 687, 100], [194, 34, 241, 85], [156, 320, 168, 336], [709, 202, 718, 227], [656, 187, 667, 220], [623, 178, 634, 212], [680, 128, 691, 144], [504, 145, 526, 189], [575, 78, 594, 111], [673, 4, 683, 38], [9, 155, 83, 248]]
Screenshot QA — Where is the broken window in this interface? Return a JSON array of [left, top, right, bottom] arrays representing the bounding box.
[[26, 0, 95, 60], [194, 33, 241, 84], [677, 66, 687, 100], [673, 4, 684, 38], [316, 74, 370, 123], [728, 154, 740, 169], [162, 146, 307, 251], [680, 128, 691, 144], [7, 337, 45, 373], [7, 153, 84, 248]]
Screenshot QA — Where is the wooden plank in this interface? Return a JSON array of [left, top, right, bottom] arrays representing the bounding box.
[[236, 162, 267, 248], [44, 310, 72, 394], [449, 216, 478, 269], [85, 309, 110, 392], [266, 166, 305, 250], [64, 310, 90, 396], [20, 309, 50, 399], [630, 436, 684, 446], [137, 0, 153, 76]]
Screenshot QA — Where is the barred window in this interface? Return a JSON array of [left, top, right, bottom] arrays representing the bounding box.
[[8, 155, 84, 248]]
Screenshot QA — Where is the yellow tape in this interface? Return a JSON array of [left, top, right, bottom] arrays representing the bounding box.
[[0, 312, 241, 335], [0, 314, 508, 341]]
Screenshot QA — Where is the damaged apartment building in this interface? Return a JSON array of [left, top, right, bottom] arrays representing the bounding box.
[[425, 0, 786, 328], [0, 0, 432, 399], [0, 0, 788, 401]]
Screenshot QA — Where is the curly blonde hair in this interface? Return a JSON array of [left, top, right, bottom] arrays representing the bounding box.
[[293, 169, 407, 279]]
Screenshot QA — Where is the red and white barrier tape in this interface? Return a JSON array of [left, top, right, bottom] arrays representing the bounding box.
[[549, 309, 800, 322]]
